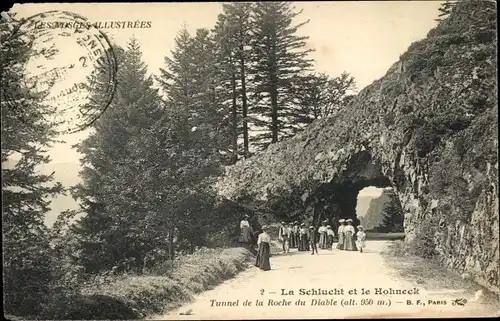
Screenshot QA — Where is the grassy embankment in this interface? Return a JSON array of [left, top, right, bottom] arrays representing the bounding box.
[[44, 247, 254, 320], [366, 232, 405, 241], [382, 241, 500, 312]]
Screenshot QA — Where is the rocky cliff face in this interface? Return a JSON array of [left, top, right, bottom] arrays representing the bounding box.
[[216, 1, 498, 292]]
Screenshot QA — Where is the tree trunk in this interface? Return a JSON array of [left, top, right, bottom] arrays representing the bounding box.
[[231, 60, 238, 164], [270, 45, 278, 143], [270, 74, 278, 143], [239, 42, 250, 156], [168, 228, 175, 261]]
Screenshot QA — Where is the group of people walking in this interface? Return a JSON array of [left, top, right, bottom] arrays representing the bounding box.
[[240, 215, 368, 272], [277, 219, 366, 254], [278, 221, 336, 253], [336, 218, 366, 252]]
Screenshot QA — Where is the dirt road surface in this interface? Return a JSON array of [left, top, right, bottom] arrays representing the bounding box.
[[150, 241, 499, 320]]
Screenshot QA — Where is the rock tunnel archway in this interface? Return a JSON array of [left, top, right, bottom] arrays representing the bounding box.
[[216, 0, 498, 292], [300, 150, 396, 229]]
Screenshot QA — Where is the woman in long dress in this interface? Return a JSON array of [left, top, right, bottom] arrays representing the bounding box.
[[255, 226, 271, 271], [343, 219, 358, 251], [326, 225, 335, 250], [239, 215, 253, 249], [356, 225, 367, 253], [336, 219, 346, 250], [318, 221, 328, 249]]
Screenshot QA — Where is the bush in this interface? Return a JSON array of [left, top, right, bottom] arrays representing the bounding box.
[[383, 111, 395, 127], [3, 236, 54, 316], [41, 294, 140, 320], [386, 240, 410, 257], [414, 124, 443, 157], [407, 219, 438, 259], [69, 247, 254, 319]]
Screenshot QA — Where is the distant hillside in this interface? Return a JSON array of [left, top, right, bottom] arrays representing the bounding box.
[[356, 196, 373, 217], [358, 190, 392, 230], [37, 162, 82, 227]]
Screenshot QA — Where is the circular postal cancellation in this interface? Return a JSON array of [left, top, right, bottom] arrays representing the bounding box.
[[14, 10, 118, 134]]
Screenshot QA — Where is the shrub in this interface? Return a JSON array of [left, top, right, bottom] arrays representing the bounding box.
[[3, 236, 54, 316], [40, 294, 140, 320], [407, 219, 439, 259], [383, 111, 395, 127], [387, 240, 409, 257], [414, 124, 443, 158], [72, 247, 253, 319]]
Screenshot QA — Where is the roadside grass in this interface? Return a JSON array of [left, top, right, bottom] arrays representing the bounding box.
[[366, 232, 405, 241], [47, 247, 254, 320], [382, 241, 500, 310]]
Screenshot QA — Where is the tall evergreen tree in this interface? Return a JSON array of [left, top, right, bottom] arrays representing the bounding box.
[[72, 38, 162, 273], [213, 3, 254, 160], [190, 28, 232, 165], [154, 27, 224, 258], [379, 192, 404, 232], [213, 15, 240, 163], [291, 72, 356, 128], [436, 0, 457, 22], [250, 1, 314, 149], [1, 18, 63, 314]]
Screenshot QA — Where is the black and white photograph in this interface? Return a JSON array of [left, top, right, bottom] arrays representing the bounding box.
[[1, 1, 498, 319]]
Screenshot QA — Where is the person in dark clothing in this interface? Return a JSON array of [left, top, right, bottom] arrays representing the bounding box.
[[255, 225, 271, 271], [290, 221, 300, 249], [309, 226, 319, 255], [298, 223, 309, 251]]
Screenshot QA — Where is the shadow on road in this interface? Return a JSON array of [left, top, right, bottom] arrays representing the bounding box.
[[357, 249, 380, 254]]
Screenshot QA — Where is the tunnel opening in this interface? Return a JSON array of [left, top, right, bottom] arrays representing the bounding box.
[[300, 151, 405, 236], [306, 177, 393, 228], [265, 150, 405, 239]]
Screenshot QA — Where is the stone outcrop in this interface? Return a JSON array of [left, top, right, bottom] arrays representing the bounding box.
[[216, 1, 498, 292]]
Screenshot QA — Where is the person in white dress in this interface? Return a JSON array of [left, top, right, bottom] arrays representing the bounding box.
[[336, 219, 346, 250], [356, 225, 367, 253], [239, 215, 253, 251], [318, 221, 328, 249], [343, 219, 358, 251]]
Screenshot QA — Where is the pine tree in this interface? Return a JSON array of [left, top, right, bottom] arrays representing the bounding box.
[[190, 28, 232, 165], [73, 38, 163, 273], [291, 72, 356, 128], [250, 1, 314, 149], [1, 18, 63, 314], [158, 26, 227, 174], [213, 15, 240, 163], [436, 0, 457, 22], [379, 192, 404, 232], [152, 27, 223, 258], [213, 3, 254, 160]]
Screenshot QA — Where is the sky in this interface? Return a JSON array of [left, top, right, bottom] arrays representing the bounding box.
[[8, 1, 443, 225]]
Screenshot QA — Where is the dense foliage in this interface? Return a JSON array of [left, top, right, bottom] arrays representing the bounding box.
[[7, 0, 492, 318], [1, 17, 63, 315], [379, 192, 404, 233]]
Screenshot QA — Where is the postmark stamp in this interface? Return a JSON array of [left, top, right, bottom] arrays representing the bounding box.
[[10, 10, 118, 134]]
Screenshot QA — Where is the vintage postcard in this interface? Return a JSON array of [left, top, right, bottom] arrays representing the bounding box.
[[2, 1, 498, 320]]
